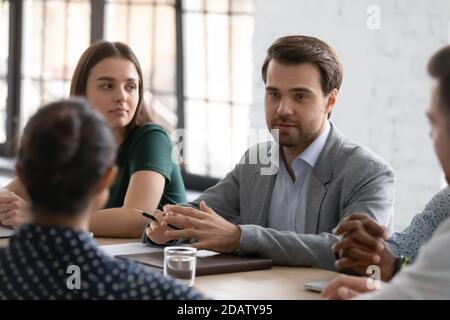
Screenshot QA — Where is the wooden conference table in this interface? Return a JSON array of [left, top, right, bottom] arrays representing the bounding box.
[[0, 236, 337, 300]]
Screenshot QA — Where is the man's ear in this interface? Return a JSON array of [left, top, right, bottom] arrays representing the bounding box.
[[325, 89, 339, 114], [95, 166, 118, 193]]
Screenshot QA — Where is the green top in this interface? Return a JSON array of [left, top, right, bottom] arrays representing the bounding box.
[[105, 124, 186, 210]]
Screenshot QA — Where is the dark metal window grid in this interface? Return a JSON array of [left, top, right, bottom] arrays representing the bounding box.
[[1, 0, 253, 190]]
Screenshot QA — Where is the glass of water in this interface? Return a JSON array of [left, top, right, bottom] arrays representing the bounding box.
[[163, 246, 197, 286]]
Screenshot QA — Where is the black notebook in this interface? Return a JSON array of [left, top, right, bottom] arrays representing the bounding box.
[[115, 251, 273, 276]]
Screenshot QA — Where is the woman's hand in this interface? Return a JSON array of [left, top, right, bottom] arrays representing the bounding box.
[[145, 209, 173, 244], [0, 191, 30, 228]]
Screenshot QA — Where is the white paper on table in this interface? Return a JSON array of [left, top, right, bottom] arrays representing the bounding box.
[[0, 226, 15, 238], [196, 250, 220, 258]]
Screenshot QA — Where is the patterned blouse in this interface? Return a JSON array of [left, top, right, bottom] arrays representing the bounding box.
[[0, 224, 204, 300], [386, 186, 450, 261]]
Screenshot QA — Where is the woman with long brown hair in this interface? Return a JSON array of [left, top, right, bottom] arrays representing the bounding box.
[[0, 41, 186, 238]]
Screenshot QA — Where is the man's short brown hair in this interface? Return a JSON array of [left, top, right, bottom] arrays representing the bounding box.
[[262, 35, 343, 96], [428, 45, 450, 119]]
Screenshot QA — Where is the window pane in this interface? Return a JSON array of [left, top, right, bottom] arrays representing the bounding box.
[[21, 0, 90, 130], [184, 0, 251, 14], [105, 0, 177, 118], [0, 0, 8, 143], [231, 0, 253, 14], [231, 15, 253, 104], [183, 0, 203, 11], [183, 0, 254, 178], [206, 0, 229, 13], [185, 99, 208, 176], [109, 0, 174, 4], [206, 13, 230, 102], [184, 12, 206, 99], [205, 101, 232, 178]]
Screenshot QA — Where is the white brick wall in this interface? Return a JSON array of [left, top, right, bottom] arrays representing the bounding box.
[[251, 0, 450, 230]]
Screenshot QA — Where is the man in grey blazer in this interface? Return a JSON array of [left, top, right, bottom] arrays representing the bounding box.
[[146, 35, 395, 270]]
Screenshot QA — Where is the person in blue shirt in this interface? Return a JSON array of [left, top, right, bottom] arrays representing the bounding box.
[[0, 98, 203, 300]]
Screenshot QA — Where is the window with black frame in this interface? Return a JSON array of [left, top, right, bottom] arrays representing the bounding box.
[[20, 0, 91, 134], [182, 0, 254, 185], [104, 0, 179, 131], [0, 0, 254, 192]]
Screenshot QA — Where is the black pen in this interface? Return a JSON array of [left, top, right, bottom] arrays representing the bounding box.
[[134, 209, 182, 230]]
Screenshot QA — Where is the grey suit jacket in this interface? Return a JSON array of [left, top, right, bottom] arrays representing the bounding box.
[[190, 123, 395, 270]]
